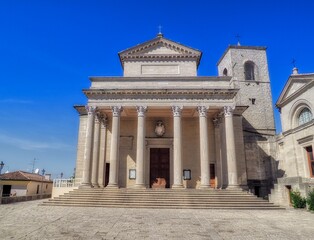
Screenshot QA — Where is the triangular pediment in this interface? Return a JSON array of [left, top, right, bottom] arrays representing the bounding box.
[[140, 44, 182, 55], [118, 35, 202, 67], [276, 74, 314, 107], [284, 81, 306, 98]]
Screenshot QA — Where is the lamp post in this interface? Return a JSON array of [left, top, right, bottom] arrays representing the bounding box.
[[0, 161, 4, 175]]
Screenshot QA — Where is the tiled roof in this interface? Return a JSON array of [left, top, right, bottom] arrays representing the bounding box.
[[0, 171, 52, 182]]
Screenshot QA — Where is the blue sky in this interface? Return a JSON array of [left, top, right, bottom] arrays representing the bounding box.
[[0, 1, 313, 178]]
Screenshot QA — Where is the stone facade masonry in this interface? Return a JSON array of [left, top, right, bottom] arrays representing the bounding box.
[[124, 60, 197, 77], [73, 36, 281, 197], [75, 115, 87, 180], [218, 46, 276, 196]]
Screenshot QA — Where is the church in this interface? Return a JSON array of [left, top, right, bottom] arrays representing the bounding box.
[[74, 33, 277, 197]]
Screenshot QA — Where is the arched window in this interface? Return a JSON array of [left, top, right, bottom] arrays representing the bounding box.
[[223, 68, 228, 76], [298, 108, 312, 126], [244, 61, 255, 80]]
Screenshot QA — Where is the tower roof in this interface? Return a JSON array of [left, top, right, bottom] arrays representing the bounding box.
[[217, 45, 267, 66]]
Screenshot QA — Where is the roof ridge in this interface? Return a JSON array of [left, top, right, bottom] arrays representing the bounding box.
[[19, 171, 30, 180]]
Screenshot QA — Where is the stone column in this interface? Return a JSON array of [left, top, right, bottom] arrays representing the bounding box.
[[197, 106, 210, 189], [98, 115, 107, 188], [107, 106, 123, 188], [213, 117, 223, 189], [80, 106, 97, 188], [91, 113, 101, 187], [224, 106, 239, 188], [135, 106, 147, 188], [172, 106, 184, 188]]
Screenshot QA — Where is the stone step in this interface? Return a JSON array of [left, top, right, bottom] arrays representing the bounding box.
[[43, 188, 282, 209], [43, 199, 276, 205], [42, 202, 281, 209], [49, 196, 267, 201]]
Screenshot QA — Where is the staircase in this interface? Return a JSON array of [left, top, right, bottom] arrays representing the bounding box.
[[42, 188, 283, 209]]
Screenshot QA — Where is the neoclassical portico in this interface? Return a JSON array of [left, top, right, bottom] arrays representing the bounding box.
[[74, 33, 248, 190], [76, 103, 242, 189]]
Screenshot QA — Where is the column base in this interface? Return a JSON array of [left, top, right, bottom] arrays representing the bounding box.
[[172, 184, 184, 189], [199, 184, 211, 189], [106, 183, 119, 189], [92, 183, 100, 188], [134, 184, 147, 189], [226, 184, 241, 190], [98, 185, 105, 188], [79, 183, 92, 189]]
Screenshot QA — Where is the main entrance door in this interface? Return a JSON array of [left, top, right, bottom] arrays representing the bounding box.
[[150, 148, 170, 188]]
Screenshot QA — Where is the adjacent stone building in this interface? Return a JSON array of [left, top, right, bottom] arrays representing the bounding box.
[[74, 34, 277, 197], [270, 69, 314, 206]]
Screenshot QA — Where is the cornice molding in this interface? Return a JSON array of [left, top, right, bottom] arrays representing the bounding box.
[[83, 88, 238, 100]]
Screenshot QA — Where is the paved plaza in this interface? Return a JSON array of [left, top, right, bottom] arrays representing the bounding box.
[[0, 200, 313, 240]]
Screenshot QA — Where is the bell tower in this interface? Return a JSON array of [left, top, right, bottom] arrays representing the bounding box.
[[217, 45, 275, 135], [217, 45, 276, 197]]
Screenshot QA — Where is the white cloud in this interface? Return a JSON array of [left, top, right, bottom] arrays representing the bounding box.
[[0, 133, 72, 151]]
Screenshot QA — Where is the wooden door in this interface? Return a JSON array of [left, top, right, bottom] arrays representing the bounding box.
[[306, 146, 314, 177], [210, 164, 216, 188], [150, 148, 170, 188], [104, 163, 110, 187]]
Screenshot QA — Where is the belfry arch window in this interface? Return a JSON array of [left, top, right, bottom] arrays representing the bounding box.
[[298, 108, 312, 126], [223, 68, 228, 76], [244, 61, 255, 80]]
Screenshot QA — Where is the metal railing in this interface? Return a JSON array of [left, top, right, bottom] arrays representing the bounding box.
[[53, 178, 82, 188]]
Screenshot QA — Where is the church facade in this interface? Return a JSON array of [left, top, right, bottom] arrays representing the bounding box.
[[74, 34, 276, 196], [270, 69, 314, 205]]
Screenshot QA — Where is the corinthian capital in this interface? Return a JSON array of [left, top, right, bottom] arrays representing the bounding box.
[[197, 106, 208, 117], [111, 106, 123, 117], [224, 106, 235, 117], [136, 106, 147, 117], [85, 106, 97, 115], [171, 106, 183, 117]]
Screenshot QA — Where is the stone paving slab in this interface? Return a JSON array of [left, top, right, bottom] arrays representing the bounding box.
[[0, 200, 313, 240]]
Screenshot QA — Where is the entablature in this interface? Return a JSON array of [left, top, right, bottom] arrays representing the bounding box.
[[83, 88, 238, 101]]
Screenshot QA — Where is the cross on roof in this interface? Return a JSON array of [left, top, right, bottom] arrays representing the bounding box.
[[292, 58, 296, 67], [158, 25, 162, 34], [235, 34, 241, 46], [157, 25, 163, 37]]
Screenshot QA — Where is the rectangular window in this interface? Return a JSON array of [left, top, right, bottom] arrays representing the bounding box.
[[306, 146, 314, 177]]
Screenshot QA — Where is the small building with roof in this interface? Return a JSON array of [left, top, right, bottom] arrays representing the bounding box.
[[0, 171, 53, 201]]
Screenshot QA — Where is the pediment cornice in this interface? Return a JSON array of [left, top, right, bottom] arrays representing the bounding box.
[[276, 74, 314, 108], [119, 36, 202, 67]]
